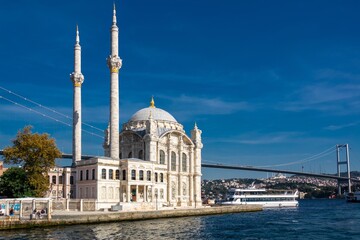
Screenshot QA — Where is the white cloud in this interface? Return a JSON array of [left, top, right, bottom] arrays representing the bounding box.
[[207, 131, 302, 145], [278, 82, 360, 113], [324, 121, 360, 131]]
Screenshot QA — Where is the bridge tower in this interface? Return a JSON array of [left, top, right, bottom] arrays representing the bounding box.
[[336, 144, 351, 194], [107, 4, 122, 160], [70, 25, 84, 165]]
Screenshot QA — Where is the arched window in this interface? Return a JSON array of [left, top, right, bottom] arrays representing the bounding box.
[[80, 171, 83, 181], [115, 170, 120, 180], [128, 152, 133, 158], [139, 150, 143, 160], [122, 170, 126, 180], [109, 169, 114, 180], [182, 153, 187, 172], [52, 175, 56, 184], [171, 151, 176, 171], [139, 170, 144, 180], [86, 170, 89, 180], [147, 171, 151, 181], [92, 169, 96, 180], [70, 176, 74, 185], [160, 173, 164, 183], [119, 152, 122, 159], [131, 170, 136, 180], [155, 172, 158, 182], [59, 176, 63, 184], [160, 150, 165, 164], [101, 169, 106, 179]]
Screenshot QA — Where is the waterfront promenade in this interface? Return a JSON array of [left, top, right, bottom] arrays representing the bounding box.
[[0, 205, 262, 230]]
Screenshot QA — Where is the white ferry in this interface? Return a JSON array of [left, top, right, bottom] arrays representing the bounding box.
[[346, 191, 360, 203], [221, 187, 299, 208]]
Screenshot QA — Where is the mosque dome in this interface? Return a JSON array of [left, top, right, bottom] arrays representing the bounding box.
[[129, 97, 177, 123]]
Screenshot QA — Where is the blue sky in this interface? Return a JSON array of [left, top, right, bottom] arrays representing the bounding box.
[[0, 0, 360, 179]]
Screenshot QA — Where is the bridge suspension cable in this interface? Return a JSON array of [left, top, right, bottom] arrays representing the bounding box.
[[0, 86, 104, 133], [0, 95, 104, 139], [254, 145, 336, 168], [202, 145, 336, 169]]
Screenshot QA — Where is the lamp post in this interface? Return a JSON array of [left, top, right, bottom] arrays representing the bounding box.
[[155, 193, 158, 211], [194, 194, 197, 208], [56, 169, 59, 200]]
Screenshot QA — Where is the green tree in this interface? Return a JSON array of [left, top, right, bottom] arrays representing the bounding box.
[[0, 167, 34, 197], [2, 126, 61, 197]]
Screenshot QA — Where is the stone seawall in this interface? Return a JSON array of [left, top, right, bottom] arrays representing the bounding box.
[[0, 205, 262, 230]]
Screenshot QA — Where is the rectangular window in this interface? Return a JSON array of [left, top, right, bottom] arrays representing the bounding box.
[[131, 170, 136, 180], [115, 170, 120, 180], [86, 170, 89, 180], [59, 176, 63, 184], [122, 170, 126, 180], [147, 171, 151, 181], [102, 169, 106, 179], [139, 170, 144, 180], [109, 169, 114, 180], [92, 169, 96, 180]]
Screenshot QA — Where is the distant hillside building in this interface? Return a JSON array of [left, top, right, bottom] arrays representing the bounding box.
[[0, 161, 7, 176], [48, 5, 203, 210]]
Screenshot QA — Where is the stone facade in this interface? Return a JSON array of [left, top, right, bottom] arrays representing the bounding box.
[[47, 5, 203, 211]]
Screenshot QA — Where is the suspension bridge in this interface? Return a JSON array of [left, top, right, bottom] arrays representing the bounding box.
[[0, 86, 358, 192]]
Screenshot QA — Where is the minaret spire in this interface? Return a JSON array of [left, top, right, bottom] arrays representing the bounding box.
[[70, 25, 84, 165], [113, 3, 117, 25], [107, 4, 122, 159], [76, 24, 80, 44]]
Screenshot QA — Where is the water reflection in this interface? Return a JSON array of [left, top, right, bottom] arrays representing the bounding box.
[[0, 216, 205, 240], [91, 217, 205, 239]]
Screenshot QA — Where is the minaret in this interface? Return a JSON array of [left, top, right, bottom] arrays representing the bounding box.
[[191, 122, 203, 207], [70, 25, 84, 164], [107, 4, 122, 159]]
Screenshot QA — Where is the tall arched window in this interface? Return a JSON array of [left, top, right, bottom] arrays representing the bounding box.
[[155, 172, 158, 182], [128, 152, 132, 158], [147, 171, 151, 181], [171, 151, 176, 171], [109, 169, 114, 180], [122, 169, 126, 180], [101, 169, 106, 179], [131, 169, 136, 180], [70, 176, 74, 185], [52, 175, 56, 184], [92, 169, 96, 180], [139, 170, 144, 180], [80, 171, 83, 181], [139, 150, 143, 160], [86, 170, 89, 180], [160, 173, 164, 182], [115, 170, 120, 180], [160, 150, 165, 164], [182, 153, 187, 172]]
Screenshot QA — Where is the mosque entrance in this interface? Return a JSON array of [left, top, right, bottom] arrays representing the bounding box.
[[131, 186, 137, 202]]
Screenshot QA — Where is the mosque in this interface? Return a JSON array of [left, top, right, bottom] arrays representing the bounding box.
[[47, 5, 203, 210]]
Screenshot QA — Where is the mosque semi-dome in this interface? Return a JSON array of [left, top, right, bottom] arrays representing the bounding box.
[[129, 97, 177, 123]]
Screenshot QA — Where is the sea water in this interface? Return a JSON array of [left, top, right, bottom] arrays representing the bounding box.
[[1, 199, 359, 240]]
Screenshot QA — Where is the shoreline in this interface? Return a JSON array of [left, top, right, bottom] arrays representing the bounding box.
[[0, 205, 262, 230]]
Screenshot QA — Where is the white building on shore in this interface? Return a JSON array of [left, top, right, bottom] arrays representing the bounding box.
[[48, 5, 203, 211]]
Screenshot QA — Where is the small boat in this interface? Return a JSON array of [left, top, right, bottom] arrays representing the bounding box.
[[220, 187, 299, 208], [346, 191, 360, 203]]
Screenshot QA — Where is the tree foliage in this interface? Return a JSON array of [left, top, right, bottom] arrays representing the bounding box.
[[0, 167, 34, 198], [2, 126, 61, 197]]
